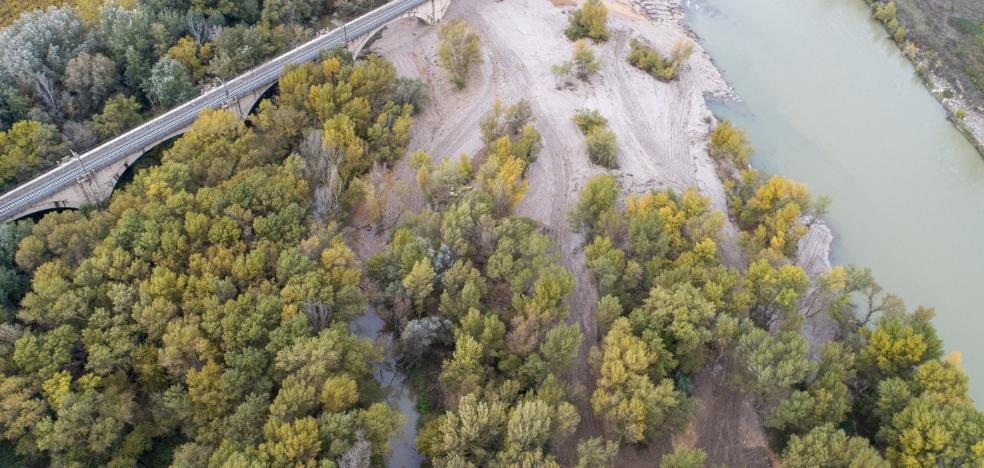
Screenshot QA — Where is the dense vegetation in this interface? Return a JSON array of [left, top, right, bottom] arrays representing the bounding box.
[[1, 2, 982, 466], [372, 99, 588, 466], [0, 52, 418, 466], [0, 0, 376, 191]]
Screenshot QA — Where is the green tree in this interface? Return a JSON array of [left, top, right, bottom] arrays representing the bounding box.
[[570, 39, 602, 81], [574, 437, 618, 468], [736, 328, 815, 408], [438, 19, 482, 89], [0, 120, 69, 191], [782, 424, 889, 468], [629, 282, 716, 374], [568, 173, 619, 235], [90, 94, 143, 140], [591, 318, 684, 443], [660, 446, 707, 468], [585, 126, 617, 168], [144, 57, 196, 109], [403, 258, 436, 314]]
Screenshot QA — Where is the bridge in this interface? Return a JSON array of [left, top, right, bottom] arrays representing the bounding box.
[[0, 0, 450, 222]]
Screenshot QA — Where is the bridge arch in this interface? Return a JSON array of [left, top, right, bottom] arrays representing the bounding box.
[[349, 0, 451, 57]]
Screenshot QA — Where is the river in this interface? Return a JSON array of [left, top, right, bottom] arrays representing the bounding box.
[[686, 0, 984, 402], [350, 310, 423, 467]]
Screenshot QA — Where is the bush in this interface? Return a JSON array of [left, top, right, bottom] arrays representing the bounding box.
[[565, 0, 609, 42], [585, 127, 617, 168], [572, 109, 608, 134], [392, 77, 430, 114], [438, 19, 482, 89], [628, 38, 693, 81]]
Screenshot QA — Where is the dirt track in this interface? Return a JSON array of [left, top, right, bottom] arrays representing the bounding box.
[[371, 0, 772, 464]]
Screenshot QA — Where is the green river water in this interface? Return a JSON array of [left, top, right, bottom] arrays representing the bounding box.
[[686, 0, 984, 402]]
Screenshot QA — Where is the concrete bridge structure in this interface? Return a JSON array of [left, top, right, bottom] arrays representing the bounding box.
[[0, 0, 450, 222]]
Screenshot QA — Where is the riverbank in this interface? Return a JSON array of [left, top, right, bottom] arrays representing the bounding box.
[[686, 0, 984, 404], [865, 0, 984, 158]]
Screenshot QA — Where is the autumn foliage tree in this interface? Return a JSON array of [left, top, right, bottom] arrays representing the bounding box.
[[0, 55, 416, 466], [438, 19, 482, 89], [565, 0, 610, 42]]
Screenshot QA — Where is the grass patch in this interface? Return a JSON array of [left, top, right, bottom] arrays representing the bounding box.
[[948, 16, 982, 35]]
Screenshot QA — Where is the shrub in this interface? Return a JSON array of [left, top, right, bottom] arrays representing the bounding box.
[[393, 77, 430, 114], [628, 39, 693, 81], [565, 0, 609, 42], [572, 109, 608, 134], [438, 19, 482, 89], [585, 127, 617, 168]]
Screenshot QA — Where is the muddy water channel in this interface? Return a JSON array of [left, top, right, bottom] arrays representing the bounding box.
[[350, 310, 422, 467], [686, 0, 984, 402]]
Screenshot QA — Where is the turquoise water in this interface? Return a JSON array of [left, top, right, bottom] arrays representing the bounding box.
[[687, 0, 984, 402]]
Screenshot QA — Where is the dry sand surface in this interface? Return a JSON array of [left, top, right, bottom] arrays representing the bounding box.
[[369, 0, 774, 464]]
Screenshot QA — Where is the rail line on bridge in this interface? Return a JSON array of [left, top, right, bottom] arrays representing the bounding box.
[[0, 0, 447, 222]]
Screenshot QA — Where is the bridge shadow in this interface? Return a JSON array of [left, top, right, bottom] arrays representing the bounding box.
[[244, 82, 281, 124], [19, 206, 80, 223], [113, 134, 178, 194]]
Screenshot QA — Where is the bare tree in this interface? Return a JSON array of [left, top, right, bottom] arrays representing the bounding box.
[[338, 431, 371, 468], [300, 130, 344, 220]]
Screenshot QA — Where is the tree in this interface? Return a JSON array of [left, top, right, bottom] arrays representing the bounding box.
[[166, 36, 211, 81], [0, 6, 93, 115], [0, 82, 31, 131], [568, 173, 619, 234], [438, 19, 482, 89], [782, 424, 889, 468], [209, 25, 282, 79], [403, 258, 436, 314], [574, 437, 618, 468], [565, 0, 609, 41], [480, 100, 533, 144], [877, 395, 984, 467], [572, 109, 608, 134], [569, 39, 602, 81], [768, 342, 854, 435], [859, 309, 942, 381], [708, 120, 752, 167], [90, 94, 142, 140], [629, 283, 716, 374], [63, 52, 118, 118], [736, 328, 815, 408], [431, 394, 507, 466], [591, 318, 684, 443], [99, 6, 156, 93], [661, 446, 707, 468], [0, 120, 69, 191], [585, 127, 617, 168], [627, 38, 690, 81], [144, 57, 196, 109]]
